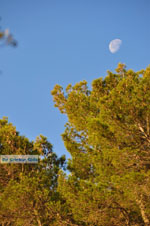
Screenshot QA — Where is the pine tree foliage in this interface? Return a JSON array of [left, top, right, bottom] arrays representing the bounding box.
[[51, 64, 150, 226], [1, 64, 150, 225], [0, 117, 67, 226]]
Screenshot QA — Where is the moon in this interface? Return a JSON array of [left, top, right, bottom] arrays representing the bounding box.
[[109, 39, 122, 53]]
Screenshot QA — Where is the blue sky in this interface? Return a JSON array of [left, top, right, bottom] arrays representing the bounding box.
[[0, 0, 150, 158]]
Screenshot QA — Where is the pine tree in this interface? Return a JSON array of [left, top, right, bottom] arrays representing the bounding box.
[[0, 117, 66, 226], [51, 64, 150, 225]]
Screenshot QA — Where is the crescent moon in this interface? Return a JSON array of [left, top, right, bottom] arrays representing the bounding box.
[[109, 39, 122, 53]]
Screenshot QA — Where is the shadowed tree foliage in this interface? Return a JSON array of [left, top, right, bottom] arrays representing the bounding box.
[[0, 117, 69, 226], [51, 64, 150, 226]]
